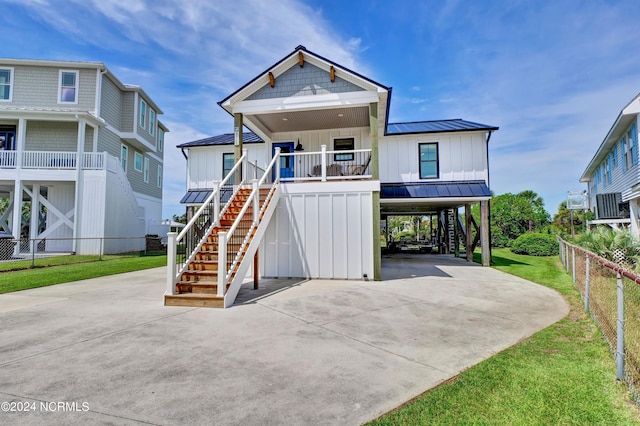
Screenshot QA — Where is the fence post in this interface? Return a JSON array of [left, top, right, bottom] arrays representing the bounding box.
[[166, 232, 177, 296], [321, 144, 327, 182], [616, 272, 625, 381], [31, 239, 35, 268], [565, 244, 570, 271], [252, 179, 259, 225], [218, 231, 227, 297], [99, 237, 103, 261], [584, 255, 590, 312], [571, 246, 576, 285]]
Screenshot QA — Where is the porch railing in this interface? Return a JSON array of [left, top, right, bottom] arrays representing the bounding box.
[[279, 145, 372, 181], [166, 150, 250, 295], [217, 149, 281, 296], [0, 151, 107, 170]]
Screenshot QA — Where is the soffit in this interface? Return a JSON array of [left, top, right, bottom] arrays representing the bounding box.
[[250, 106, 369, 133]]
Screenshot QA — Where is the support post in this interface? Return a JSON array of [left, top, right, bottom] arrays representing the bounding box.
[[616, 272, 625, 381], [480, 200, 491, 266], [11, 180, 22, 257], [465, 203, 473, 262], [233, 113, 243, 184], [584, 255, 590, 312], [320, 145, 327, 182], [274, 147, 281, 182], [218, 231, 227, 297], [370, 101, 381, 281], [166, 232, 177, 295], [454, 208, 460, 258], [254, 249, 259, 290], [571, 247, 576, 285], [29, 184, 40, 255]]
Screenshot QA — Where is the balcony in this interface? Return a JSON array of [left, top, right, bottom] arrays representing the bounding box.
[[277, 147, 372, 182], [0, 151, 106, 170]]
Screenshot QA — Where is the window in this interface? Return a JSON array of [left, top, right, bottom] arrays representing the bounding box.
[[613, 145, 618, 167], [157, 165, 163, 188], [621, 138, 628, 172], [223, 152, 234, 182], [59, 70, 78, 103], [139, 99, 146, 128], [334, 138, 354, 161], [149, 109, 155, 135], [629, 124, 638, 166], [143, 157, 150, 183], [120, 145, 128, 172], [134, 151, 143, 172], [157, 128, 164, 152], [0, 67, 13, 101], [604, 155, 611, 185], [419, 143, 439, 179]]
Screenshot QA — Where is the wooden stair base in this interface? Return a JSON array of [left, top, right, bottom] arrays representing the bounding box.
[[164, 293, 224, 308]]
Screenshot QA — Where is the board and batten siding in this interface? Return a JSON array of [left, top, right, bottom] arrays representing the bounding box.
[[271, 127, 370, 153], [186, 145, 269, 189], [379, 132, 488, 183], [9, 66, 96, 111], [100, 75, 122, 130], [261, 182, 375, 279]]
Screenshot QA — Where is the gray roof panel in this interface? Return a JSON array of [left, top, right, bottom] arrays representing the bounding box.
[[177, 132, 263, 148], [381, 181, 491, 199], [386, 119, 498, 135]]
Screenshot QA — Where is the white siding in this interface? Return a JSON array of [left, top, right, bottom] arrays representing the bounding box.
[[379, 132, 488, 183], [261, 182, 374, 279], [186, 144, 268, 189]]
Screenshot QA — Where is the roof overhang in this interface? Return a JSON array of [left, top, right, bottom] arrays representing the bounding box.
[[0, 108, 106, 127]]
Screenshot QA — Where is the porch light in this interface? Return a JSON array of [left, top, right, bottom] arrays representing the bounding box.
[[295, 139, 304, 151]]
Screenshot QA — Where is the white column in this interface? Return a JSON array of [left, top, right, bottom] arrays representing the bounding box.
[[629, 199, 639, 237], [72, 120, 86, 253], [29, 184, 40, 254], [16, 118, 26, 168], [11, 180, 22, 256]]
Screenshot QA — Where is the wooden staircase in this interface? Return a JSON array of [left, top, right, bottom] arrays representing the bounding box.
[[164, 188, 270, 308]]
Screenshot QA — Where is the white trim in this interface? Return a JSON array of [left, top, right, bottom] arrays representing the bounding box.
[[58, 69, 79, 104], [157, 127, 164, 152], [139, 98, 147, 129], [147, 151, 162, 163], [232, 91, 379, 115], [0, 66, 14, 102], [120, 144, 128, 173], [281, 180, 379, 194], [0, 109, 105, 127], [381, 196, 491, 204], [157, 164, 162, 188], [143, 156, 150, 182], [134, 151, 143, 172], [149, 108, 155, 135]]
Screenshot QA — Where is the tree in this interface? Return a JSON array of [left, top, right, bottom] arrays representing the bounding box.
[[553, 201, 593, 236], [489, 190, 551, 247]]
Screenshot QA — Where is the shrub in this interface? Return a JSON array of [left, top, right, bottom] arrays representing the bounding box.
[[511, 233, 559, 256]]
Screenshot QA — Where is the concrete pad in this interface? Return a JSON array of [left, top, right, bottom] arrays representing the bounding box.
[[0, 255, 568, 425]]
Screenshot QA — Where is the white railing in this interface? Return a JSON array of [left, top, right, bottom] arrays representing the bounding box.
[[0, 151, 107, 170], [279, 145, 372, 182], [217, 148, 281, 296], [166, 150, 250, 295], [0, 151, 16, 168]]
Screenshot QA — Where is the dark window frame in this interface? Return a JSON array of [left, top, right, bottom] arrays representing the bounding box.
[[419, 142, 439, 179], [334, 137, 355, 161], [222, 152, 234, 179]]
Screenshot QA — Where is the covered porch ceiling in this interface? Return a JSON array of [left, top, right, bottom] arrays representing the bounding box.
[[249, 105, 370, 133], [381, 197, 490, 216]]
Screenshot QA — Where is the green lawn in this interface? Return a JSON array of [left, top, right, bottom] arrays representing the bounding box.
[[369, 248, 640, 425], [0, 254, 166, 294]]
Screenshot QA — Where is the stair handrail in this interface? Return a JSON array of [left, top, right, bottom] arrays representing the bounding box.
[[166, 151, 248, 296], [217, 149, 280, 295]]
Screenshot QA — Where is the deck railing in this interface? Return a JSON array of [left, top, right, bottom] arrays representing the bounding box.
[[279, 145, 372, 181], [0, 151, 107, 170]]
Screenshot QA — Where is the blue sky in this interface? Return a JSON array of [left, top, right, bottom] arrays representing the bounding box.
[[3, 0, 640, 219]]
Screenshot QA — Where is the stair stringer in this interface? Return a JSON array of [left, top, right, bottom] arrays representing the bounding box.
[[223, 185, 281, 308]]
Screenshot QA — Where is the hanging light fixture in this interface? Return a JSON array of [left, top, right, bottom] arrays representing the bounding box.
[[295, 138, 304, 151]]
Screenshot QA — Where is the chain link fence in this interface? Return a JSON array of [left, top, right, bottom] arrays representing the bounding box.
[[559, 237, 640, 405], [0, 236, 164, 271]]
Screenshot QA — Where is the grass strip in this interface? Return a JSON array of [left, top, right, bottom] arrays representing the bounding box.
[[0, 255, 166, 293], [369, 248, 640, 425]]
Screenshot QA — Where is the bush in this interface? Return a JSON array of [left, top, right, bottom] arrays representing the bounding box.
[[510, 233, 559, 256]]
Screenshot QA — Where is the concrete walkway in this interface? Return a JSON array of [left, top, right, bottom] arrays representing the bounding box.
[[0, 255, 568, 425]]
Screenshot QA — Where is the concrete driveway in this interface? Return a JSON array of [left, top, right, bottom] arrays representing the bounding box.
[[0, 255, 568, 425]]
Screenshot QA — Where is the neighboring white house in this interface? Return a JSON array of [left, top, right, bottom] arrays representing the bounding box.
[[580, 92, 640, 234], [0, 59, 168, 255]]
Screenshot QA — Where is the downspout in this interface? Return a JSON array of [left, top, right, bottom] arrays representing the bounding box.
[[486, 130, 493, 263]]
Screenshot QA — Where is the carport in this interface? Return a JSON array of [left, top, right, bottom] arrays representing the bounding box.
[[380, 181, 492, 265]]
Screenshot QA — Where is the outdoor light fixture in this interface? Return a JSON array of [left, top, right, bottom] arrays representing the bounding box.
[[295, 139, 304, 151]]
